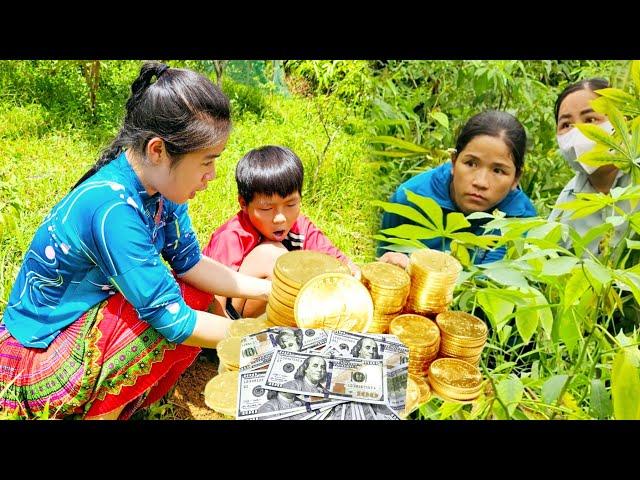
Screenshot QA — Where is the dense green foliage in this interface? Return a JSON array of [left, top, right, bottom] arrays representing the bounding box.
[[1, 59, 639, 420]]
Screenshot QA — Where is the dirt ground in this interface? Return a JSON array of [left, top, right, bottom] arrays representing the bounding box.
[[169, 351, 229, 420]]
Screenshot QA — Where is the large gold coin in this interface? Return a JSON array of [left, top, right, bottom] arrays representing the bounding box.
[[361, 261, 410, 291], [275, 251, 350, 289], [272, 271, 301, 296], [390, 314, 440, 347], [401, 376, 421, 417], [428, 358, 482, 392], [294, 272, 373, 332], [203, 371, 239, 417], [436, 311, 488, 343], [216, 336, 241, 369], [227, 317, 272, 338]]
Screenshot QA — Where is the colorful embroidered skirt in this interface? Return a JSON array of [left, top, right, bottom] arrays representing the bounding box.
[[0, 280, 213, 419]]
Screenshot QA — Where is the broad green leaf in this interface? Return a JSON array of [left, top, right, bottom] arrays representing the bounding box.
[[611, 348, 640, 419], [450, 241, 471, 268], [571, 223, 612, 257], [541, 256, 579, 277], [371, 150, 425, 158], [372, 234, 425, 250], [495, 377, 524, 417], [626, 238, 640, 250], [579, 150, 629, 170], [541, 374, 568, 405], [575, 123, 623, 154], [445, 212, 470, 234], [465, 212, 495, 220], [564, 268, 590, 308], [430, 111, 449, 129], [583, 259, 612, 288], [484, 267, 530, 289], [607, 102, 633, 155], [451, 232, 499, 249], [371, 200, 435, 229], [515, 306, 538, 343], [477, 290, 516, 328], [633, 117, 640, 163], [523, 287, 553, 336], [370, 135, 429, 153], [381, 224, 441, 240], [596, 87, 636, 106], [615, 270, 640, 305], [405, 190, 443, 230], [558, 309, 581, 353], [590, 378, 612, 420]]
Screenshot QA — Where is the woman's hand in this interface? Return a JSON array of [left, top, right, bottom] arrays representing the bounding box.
[[378, 251, 409, 270]]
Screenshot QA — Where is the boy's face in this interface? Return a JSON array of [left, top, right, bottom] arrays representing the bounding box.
[[240, 192, 301, 243]]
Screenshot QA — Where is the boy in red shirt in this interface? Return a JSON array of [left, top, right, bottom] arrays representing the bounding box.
[[202, 145, 359, 319]]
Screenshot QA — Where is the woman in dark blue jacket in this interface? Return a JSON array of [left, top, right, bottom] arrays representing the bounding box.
[[379, 110, 536, 267]]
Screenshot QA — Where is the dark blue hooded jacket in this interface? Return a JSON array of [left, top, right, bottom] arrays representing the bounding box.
[[378, 162, 537, 264]]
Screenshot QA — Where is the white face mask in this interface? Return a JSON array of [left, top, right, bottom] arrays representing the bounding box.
[[556, 121, 614, 175]]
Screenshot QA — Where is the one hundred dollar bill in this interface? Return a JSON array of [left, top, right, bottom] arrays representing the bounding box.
[[324, 330, 409, 368], [264, 350, 387, 405]]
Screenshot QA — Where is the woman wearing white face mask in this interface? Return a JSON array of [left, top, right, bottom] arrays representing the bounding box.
[[549, 78, 636, 255]]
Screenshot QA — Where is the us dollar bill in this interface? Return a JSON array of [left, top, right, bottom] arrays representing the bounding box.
[[324, 330, 409, 369], [239, 327, 328, 371], [264, 350, 386, 404], [385, 362, 408, 414]]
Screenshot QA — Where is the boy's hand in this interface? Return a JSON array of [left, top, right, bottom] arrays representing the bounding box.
[[378, 252, 409, 270]]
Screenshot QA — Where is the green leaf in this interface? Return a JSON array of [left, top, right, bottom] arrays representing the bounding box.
[[631, 60, 640, 96], [405, 190, 444, 231], [571, 223, 612, 257], [564, 268, 590, 308], [515, 306, 538, 343], [611, 348, 640, 419], [370, 135, 429, 153], [371, 150, 425, 158], [579, 150, 629, 170], [575, 123, 623, 154], [451, 232, 499, 249], [372, 234, 425, 250], [632, 116, 640, 164], [558, 309, 581, 353], [477, 290, 516, 328], [495, 377, 524, 417], [590, 379, 612, 419], [583, 259, 612, 288], [381, 224, 441, 240], [541, 257, 579, 277], [450, 240, 471, 268], [371, 200, 435, 229], [541, 374, 568, 405], [483, 267, 530, 288], [626, 238, 640, 250], [430, 111, 449, 129], [444, 211, 470, 234]]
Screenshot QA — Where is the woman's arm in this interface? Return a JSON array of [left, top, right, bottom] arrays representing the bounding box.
[[181, 309, 234, 348], [181, 255, 271, 302]]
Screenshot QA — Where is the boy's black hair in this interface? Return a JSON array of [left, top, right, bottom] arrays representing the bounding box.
[[236, 146, 304, 203]]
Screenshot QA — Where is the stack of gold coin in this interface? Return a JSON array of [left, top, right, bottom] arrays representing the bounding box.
[[227, 316, 273, 339], [360, 262, 410, 333], [405, 249, 461, 315], [268, 251, 350, 327], [435, 311, 487, 366], [389, 314, 440, 376], [295, 273, 373, 332], [427, 357, 483, 402], [216, 336, 241, 372], [203, 371, 239, 418]]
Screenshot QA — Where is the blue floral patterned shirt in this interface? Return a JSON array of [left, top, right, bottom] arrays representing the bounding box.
[[4, 152, 202, 348]]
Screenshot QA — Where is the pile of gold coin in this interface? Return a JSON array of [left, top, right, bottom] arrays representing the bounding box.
[[360, 261, 410, 333], [401, 376, 421, 418], [295, 273, 373, 332], [268, 251, 350, 327], [389, 314, 440, 376], [405, 249, 461, 315], [227, 314, 273, 339], [435, 311, 487, 366], [216, 336, 241, 372], [427, 357, 483, 402], [203, 370, 239, 418]]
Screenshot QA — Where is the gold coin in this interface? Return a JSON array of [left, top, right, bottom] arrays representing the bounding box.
[[436, 311, 488, 343], [409, 249, 462, 275], [272, 271, 302, 295], [227, 317, 272, 338], [271, 283, 297, 307], [275, 251, 350, 289], [295, 272, 373, 332], [409, 374, 431, 404], [266, 303, 296, 327], [216, 336, 241, 368], [361, 261, 411, 291], [428, 379, 481, 403], [428, 358, 482, 392], [268, 292, 295, 316], [390, 314, 440, 347], [203, 371, 239, 417], [402, 376, 421, 417]]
